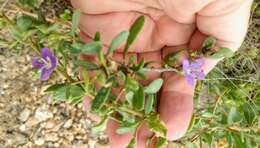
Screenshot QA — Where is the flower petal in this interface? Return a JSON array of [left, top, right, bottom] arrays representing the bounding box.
[[185, 75, 195, 86], [197, 70, 205, 80], [192, 58, 205, 68], [196, 58, 204, 65], [182, 59, 190, 70], [41, 48, 52, 59], [40, 67, 54, 81], [49, 54, 57, 69], [32, 59, 44, 69], [41, 48, 57, 69]]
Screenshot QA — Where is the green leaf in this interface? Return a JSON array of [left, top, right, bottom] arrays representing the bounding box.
[[201, 112, 215, 118], [226, 134, 233, 148], [108, 31, 129, 55], [50, 85, 69, 103], [59, 9, 71, 21], [145, 94, 154, 114], [71, 10, 81, 34], [81, 41, 102, 55], [127, 138, 137, 148], [10, 26, 23, 41], [97, 50, 109, 75], [116, 121, 138, 134], [96, 71, 107, 86], [133, 86, 145, 111], [68, 85, 85, 100], [36, 24, 59, 34], [147, 114, 167, 137], [136, 70, 147, 80], [129, 55, 137, 64], [107, 75, 120, 88], [155, 137, 168, 148], [132, 58, 145, 71], [242, 103, 256, 125], [91, 116, 109, 134], [164, 49, 184, 67], [74, 60, 99, 70], [125, 76, 139, 91], [210, 47, 234, 59], [45, 84, 84, 104], [144, 78, 164, 94], [233, 134, 247, 148], [17, 16, 34, 31], [116, 126, 135, 135], [124, 16, 145, 56], [70, 42, 83, 54], [202, 36, 216, 52], [126, 91, 134, 107], [219, 47, 234, 58], [94, 32, 101, 41], [91, 87, 111, 113], [227, 107, 241, 124], [45, 84, 67, 92], [203, 133, 213, 146]]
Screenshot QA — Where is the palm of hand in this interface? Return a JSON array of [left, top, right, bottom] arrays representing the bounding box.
[[71, 0, 252, 147]]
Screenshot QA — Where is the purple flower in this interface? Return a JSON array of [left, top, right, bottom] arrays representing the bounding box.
[[182, 58, 205, 86], [32, 48, 57, 81]]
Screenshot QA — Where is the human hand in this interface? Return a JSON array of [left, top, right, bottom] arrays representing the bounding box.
[[71, 0, 253, 147]]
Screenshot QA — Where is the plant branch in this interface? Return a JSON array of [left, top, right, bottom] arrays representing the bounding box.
[[115, 105, 144, 118], [143, 68, 180, 73]]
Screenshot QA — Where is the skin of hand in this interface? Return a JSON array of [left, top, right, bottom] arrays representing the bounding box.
[[71, 0, 253, 147]]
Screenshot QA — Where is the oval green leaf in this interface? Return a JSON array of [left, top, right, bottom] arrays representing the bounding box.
[[108, 31, 129, 55], [210, 47, 234, 59], [124, 16, 145, 56], [133, 86, 145, 111], [91, 116, 109, 134], [17, 16, 33, 31], [74, 60, 99, 70], [145, 94, 154, 114], [91, 87, 111, 113], [81, 41, 102, 55], [202, 36, 216, 52], [71, 10, 81, 34], [125, 76, 139, 91], [144, 78, 164, 94]]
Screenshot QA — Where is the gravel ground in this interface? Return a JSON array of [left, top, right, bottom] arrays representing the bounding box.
[[0, 49, 109, 148]]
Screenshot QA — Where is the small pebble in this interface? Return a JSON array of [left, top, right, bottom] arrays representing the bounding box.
[[25, 117, 40, 127], [19, 108, 31, 122], [35, 107, 53, 122], [19, 124, 26, 132], [45, 133, 59, 142], [45, 120, 56, 129], [64, 119, 73, 129], [34, 138, 45, 146]]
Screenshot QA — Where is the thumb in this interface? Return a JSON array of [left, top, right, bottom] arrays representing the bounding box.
[[159, 46, 195, 140], [159, 73, 194, 140]]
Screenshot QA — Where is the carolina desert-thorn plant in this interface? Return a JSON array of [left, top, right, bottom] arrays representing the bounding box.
[[0, 3, 236, 147]]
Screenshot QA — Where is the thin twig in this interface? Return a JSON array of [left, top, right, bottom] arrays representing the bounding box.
[[215, 68, 252, 99], [143, 68, 180, 73], [116, 106, 144, 118], [204, 78, 260, 84]]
